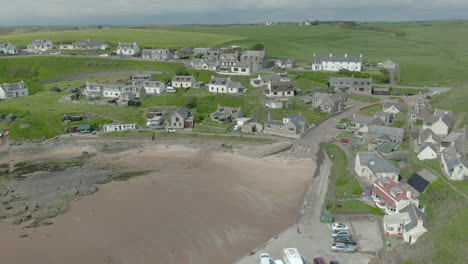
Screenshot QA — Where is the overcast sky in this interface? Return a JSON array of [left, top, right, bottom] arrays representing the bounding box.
[[2, 0, 468, 25]]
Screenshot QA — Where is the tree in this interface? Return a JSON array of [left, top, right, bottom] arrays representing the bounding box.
[[98, 25, 103, 29], [175, 65, 190, 76], [311, 20, 319, 25], [250, 43, 265, 51], [194, 53, 204, 59]]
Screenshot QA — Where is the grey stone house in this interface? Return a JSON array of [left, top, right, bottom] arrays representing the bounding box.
[[166, 106, 194, 129], [0, 81, 29, 99], [330, 77, 373, 94], [250, 73, 289, 87], [210, 105, 244, 124], [141, 49, 173, 61], [367, 125, 405, 145], [264, 114, 309, 139], [311, 92, 346, 113], [264, 81, 295, 98], [240, 50, 268, 72]]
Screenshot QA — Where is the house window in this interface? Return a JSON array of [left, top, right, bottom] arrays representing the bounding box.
[[176, 117, 180, 122], [273, 92, 277, 95], [289, 128, 295, 131]]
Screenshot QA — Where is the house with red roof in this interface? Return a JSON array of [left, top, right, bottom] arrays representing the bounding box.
[[371, 177, 419, 215]]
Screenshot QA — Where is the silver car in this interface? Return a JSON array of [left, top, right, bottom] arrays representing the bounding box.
[[331, 230, 352, 238], [331, 242, 356, 253]]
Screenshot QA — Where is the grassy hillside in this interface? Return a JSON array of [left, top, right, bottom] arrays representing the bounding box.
[[0, 28, 244, 48], [163, 22, 468, 86], [430, 86, 468, 131]]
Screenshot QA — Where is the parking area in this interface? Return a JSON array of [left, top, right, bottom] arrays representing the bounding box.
[[348, 220, 384, 253]]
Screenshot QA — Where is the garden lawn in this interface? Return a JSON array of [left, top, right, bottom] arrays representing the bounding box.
[[323, 142, 363, 197]]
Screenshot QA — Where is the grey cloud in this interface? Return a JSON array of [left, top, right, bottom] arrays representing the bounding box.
[[1, 0, 468, 25]]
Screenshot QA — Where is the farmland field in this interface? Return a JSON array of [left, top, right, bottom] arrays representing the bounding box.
[[0, 29, 244, 48]]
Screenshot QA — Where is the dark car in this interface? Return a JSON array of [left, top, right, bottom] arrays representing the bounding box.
[[334, 236, 357, 245], [336, 124, 346, 130], [405, 92, 414, 96], [426, 95, 432, 99], [70, 53, 77, 56], [313, 257, 326, 264]]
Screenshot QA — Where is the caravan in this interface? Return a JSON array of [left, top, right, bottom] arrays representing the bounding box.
[[283, 248, 304, 264]]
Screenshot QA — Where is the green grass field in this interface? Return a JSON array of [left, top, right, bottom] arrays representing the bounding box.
[[323, 142, 363, 197], [0, 28, 244, 48]]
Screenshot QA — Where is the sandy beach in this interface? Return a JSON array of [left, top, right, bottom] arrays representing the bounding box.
[[0, 145, 314, 264]]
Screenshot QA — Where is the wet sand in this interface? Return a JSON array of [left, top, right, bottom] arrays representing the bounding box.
[[0, 146, 314, 264]]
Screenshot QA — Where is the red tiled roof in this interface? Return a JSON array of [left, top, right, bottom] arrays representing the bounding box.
[[372, 177, 414, 206]]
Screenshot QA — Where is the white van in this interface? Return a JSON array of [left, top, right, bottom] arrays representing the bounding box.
[[260, 253, 271, 264], [166, 86, 176, 93]]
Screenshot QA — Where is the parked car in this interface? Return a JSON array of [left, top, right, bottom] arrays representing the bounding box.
[[99, 54, 109, 57], [331, 242, 356, 253], [116, 79, 125, 82], [432, 91, 441, 95], [334, 236, 357, 245], [50, 52, 61, 55], [336, 124, 346, 130], [331, 230, 352, 238], [233, 125, 241, 131], [166, 87, 176, 93], [426, 95, 432, 99], [166, 128, 176, 133], [70, 53, 77, 56], [332, 223, 349, 231], [312, 257, 326, 264], [340, 138, 349, 143], [405, 92, 414, 96]]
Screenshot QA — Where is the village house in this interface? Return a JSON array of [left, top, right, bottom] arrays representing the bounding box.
[[313, 53, 363, 72], [0, 42, 19, 54], [407, 170, 438, 196], [165, 106, 194, 129], [455, 129, 468, 155], [208, 77, 244, 94], [440, 132, 462, 151], [203, 50, 220, 61], [27, 39, 53, 53], [141, 49, 173, 61], [367, 125, 405, 146], [210, 105, 244, 124], [217, 61, 252, 75], [378, 60, 399, 69], [263, 114, 309, 139], [375, 111, 394, 124], [355, 152, 400, 182], [410, 100, 432, 122], [129, 73, 152, 84], [250, 73, 290, 87], [240, 50, 268, 72], [140, 81, 166, 95], [84, 83, 146, 99], [372, 87, 391, 96], [383, 102, 405, 114], [264, 81, 295, 98], [371, 177, 418, 214], [59, 39, 109, 50], [441, 145, 468, 181], [264, 100, 284, 109], [417, 143, 439, 161], [311, 92, 346, 113], [171, 75, 196, 88], [329, 77, 372, 94], [103, 123, 138, 132], [422, 110, 454, 136], [116, 42, 139, 55], [383, 203, 427, 244], [419, 128, 438, 145], [350, 114, 385, 133], [0, 81, 29, 99], [194, 47, 212, 54]]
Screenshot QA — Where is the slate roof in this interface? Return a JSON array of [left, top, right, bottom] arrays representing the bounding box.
[[442, 145, 468, 171], [241, 50, 266, 58], [425, 115, 453, 129], [141, 81, 165, 88], [210, 77, 230, 85], [419, 128, 437, 142], [434, 109, 453, 118], [269, 81, 294, 92], [418, 142, 438, 155], [358, 152, 399, 175], [175, 106, 189, 119], [384, 102, 404, 111], [72, 39, 107, 47], [315, 54, 362, 63], [400, 203, 427, 231], [441, 132, 462, 143], [287, 114, 307, 130], [368, 125, 405, 138], [172, 75, 196, 83], [0, 82, 27, 91], [352, 115, 385, 126]]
